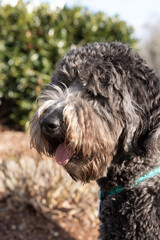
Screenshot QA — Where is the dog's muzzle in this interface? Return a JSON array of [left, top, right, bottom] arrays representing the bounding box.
[[38, 105, 72, 165], [40, 106, 64, 138], [40, 116, 61, 136]]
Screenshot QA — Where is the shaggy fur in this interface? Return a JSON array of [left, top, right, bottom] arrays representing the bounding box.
[[30, 42, 160, 239]]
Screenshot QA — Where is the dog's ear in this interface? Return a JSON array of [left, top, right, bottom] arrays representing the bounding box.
[[119, 92, 142, 151]]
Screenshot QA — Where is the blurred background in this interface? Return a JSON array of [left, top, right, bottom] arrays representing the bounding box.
[[0, 0, 160, 239]]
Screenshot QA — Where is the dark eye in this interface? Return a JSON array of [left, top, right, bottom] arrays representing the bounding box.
[[86, 89, 95, 98]]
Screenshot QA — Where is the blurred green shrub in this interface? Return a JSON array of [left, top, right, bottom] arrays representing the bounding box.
[[0, 1, 137, 130]]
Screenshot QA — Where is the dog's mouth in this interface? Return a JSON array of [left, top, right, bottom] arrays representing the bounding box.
[[55, 143, 73, 166], [41, 128, 73, 165]]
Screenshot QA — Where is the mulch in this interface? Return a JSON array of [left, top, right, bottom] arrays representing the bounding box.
[[0, 194, 98, 240], [0, 129, 99, 240]]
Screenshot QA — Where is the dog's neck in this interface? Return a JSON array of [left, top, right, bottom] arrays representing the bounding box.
[[98, 166, 160, 199], [97, 151, 160, 193]]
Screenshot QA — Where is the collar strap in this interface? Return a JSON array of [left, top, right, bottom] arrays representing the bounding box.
[[98, 166, 160, 200]]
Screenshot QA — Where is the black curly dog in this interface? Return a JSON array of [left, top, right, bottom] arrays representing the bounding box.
[[30, 42, 160, 239]]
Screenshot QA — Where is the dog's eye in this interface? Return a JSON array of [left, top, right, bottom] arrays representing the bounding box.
[[86, 89, 95, 98]]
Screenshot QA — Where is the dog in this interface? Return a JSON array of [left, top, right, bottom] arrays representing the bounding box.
[[30, 42, 160, 239]]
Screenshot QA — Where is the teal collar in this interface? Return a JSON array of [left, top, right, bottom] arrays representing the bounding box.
[[98, 166, 160, 200]]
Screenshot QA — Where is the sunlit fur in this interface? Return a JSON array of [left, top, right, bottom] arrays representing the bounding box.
[[30, 86, 66, 156]]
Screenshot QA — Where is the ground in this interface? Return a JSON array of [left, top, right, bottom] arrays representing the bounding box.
[[0, 129, 99, 240]]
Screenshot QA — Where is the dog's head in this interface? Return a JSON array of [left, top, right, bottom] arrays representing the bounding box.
[[30, 42, 158, 182]]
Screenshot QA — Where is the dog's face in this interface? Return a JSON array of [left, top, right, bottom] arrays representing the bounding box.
[[30, 83, 124, 182], [30, 42, 144, 182]]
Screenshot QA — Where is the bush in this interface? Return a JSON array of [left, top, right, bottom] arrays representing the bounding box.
[[0, 1, 137, 130]]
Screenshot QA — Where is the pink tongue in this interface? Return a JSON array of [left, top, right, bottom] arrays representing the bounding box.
[[55, 143, 71, 165]]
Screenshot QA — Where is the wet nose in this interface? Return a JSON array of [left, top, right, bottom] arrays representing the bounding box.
[[40, 117, 61, 134]]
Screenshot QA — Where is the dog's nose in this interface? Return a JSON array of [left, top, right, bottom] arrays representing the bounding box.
[[40, 117, 61, 134]]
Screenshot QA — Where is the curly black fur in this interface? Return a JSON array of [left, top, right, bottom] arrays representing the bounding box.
[[30, 42, 160, 239]]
